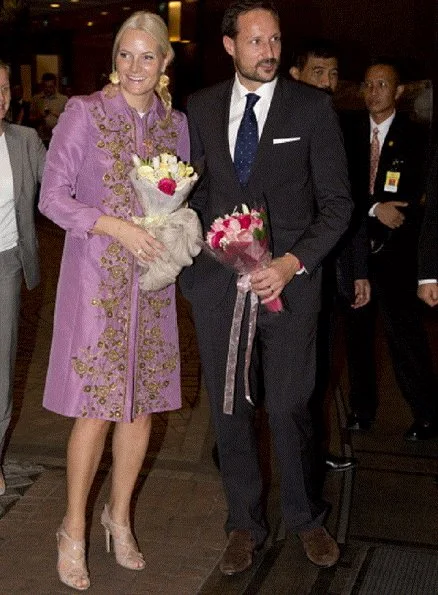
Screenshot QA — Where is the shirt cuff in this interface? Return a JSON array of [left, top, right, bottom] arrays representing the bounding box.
[[418, 279, 438, 285], [368, 202, 380, 217]]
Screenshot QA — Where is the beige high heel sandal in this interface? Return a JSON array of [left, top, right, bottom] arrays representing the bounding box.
[[56, 525, 90, 591], [100, 504, 145, 570]]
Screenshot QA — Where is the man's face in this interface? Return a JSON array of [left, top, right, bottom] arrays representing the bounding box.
[[290, 55, 338, 94], [223, 9, 281, 92], [42, 79, 57, 97], [362, 64, 403, 124]]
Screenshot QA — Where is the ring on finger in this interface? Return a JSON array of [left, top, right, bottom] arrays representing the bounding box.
[[137, 248, 144, 256]]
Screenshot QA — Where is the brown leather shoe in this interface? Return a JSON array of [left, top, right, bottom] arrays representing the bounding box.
[[219, 529, 256, 575], [299, 527, 339, 567]]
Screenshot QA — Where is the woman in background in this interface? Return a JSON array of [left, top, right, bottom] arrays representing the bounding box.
[[39, 12, 189, 591], [0, 60, 45, 496]]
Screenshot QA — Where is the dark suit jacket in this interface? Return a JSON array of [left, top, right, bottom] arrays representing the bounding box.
[[418, 146, 438, 279], [343, 111, 427, 286], [181, 76, 352, 314], [4, 121, 46, 289]]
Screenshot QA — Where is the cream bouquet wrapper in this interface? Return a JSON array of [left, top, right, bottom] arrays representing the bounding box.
[[129, 153, 202, 291], [204, 205, 283, 415]]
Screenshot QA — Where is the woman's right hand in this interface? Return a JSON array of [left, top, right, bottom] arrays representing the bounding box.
[[93, 216, 165, 263]]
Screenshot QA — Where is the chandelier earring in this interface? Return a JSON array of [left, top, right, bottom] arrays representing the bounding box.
[[109, 71, 120, 85]]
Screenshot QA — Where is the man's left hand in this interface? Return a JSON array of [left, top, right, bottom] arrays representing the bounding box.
[[417, 283, 438, 307], [250, 253, 301, 305]]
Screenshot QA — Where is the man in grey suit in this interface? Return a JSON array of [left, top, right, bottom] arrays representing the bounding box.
[[0, 60, 46, 494], [180, 0, 352, 573]]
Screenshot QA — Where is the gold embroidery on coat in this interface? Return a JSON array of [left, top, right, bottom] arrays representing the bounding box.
[[73, 103, 181, 420]]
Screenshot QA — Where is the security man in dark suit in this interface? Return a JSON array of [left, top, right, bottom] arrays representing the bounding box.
[[343, 60, 438, 441], [290, 38, 369, 474]]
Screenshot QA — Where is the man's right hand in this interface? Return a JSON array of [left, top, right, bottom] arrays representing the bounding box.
[[351, 278, 371, 309], [417, 283, 438, 307], [374, 201, 408, 229]]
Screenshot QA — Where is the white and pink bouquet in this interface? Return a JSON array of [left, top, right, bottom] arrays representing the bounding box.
[[205, 205, 283, 414], [130, 153, 202, 291], [206, 205, 283, 313]]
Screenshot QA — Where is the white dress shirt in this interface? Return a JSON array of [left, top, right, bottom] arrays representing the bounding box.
[[228, 75, 277, 160], [369, 111, 396, 217], [0, 133, 18, 252]]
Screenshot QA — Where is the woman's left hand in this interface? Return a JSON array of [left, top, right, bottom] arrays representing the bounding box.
[[116, 219, 165, 262], [93, 215, 164, 262]]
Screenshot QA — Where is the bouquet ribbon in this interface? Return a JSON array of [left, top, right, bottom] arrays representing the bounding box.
[[223, 273, 259, 415]]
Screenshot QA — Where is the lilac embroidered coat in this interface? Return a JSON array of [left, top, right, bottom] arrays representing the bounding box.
[[39, 91, 189, 421]]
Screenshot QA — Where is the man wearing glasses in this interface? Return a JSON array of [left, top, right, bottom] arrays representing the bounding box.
[[343, 60, 438, 441]]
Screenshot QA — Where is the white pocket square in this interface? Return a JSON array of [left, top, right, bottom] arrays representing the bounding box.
[[273, 137, 301, 144]]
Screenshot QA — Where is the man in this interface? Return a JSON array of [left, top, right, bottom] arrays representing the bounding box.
[[290, 38, 370, 474], [29, 72, 67, 147], [0, 60, 46, 494], [180, 0, 352, 573], [8, 83, 30, 126], [289, 38, 339, 94], [418, 147, 438, 307], [343, 60, 438, 441]]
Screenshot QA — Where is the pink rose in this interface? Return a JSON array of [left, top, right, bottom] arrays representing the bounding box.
[[158, 178, 177, 196], [238, 214, 252, 229], [210, 230, 225, 249]]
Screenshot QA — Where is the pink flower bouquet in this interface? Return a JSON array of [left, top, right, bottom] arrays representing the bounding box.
[[206, 205, 283, 313], [130, 153, 202, 291], [205, 205, 283, 414]]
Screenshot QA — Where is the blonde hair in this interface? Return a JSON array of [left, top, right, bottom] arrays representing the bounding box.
[[112, 11, 174, 118]]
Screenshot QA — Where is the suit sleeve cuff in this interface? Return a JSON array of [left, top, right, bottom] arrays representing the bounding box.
[[285, 253, 306, 275]]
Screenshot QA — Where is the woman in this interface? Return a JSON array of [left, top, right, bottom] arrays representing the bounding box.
[[39, 12, 189, 591], [0, 61, 45, 495]]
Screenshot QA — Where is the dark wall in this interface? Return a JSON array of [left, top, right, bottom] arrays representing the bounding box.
[[199, 0, 437, 82]]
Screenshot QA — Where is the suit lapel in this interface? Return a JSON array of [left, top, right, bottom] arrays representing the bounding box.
[[247, 79, 294, 195], [246, 79, 281, 195], [214, 80, 238, 184], [4, 122, 23, 203]]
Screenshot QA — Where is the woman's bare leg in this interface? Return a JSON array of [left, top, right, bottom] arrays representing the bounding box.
[[63, 417, 111, 538], [108, 415, 152, 525]]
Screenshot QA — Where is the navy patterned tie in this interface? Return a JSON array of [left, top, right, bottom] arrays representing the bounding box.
[[234, 93, 260, 186]]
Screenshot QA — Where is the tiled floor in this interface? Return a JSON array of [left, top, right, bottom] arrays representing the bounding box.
[[1, 214, 437, 594]]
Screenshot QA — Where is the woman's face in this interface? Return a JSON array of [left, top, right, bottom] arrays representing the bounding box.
[[0, 67, 11, 124], [115, 28, 167, 109]]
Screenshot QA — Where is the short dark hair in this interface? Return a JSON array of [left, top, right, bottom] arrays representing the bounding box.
[[365, 58, 402, 85], [41, 72, 57, 83], [221, 0, 279, 38], [291, 38, 339, 71]]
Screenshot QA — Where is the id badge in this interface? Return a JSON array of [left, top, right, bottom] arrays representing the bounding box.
[[384, 171, 400, 193]]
